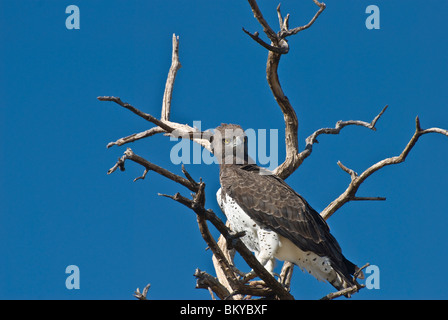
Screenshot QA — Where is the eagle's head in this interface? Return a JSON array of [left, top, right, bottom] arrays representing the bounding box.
[[210, 123, 249, 166]]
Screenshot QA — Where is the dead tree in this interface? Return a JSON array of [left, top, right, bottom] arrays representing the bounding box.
[[100, 0, 448, 300]]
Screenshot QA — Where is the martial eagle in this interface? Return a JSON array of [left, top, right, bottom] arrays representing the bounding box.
[[210, 123, 363, 292]]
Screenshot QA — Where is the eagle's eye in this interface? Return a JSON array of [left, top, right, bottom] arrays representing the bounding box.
[[223, 138, 231, 145]]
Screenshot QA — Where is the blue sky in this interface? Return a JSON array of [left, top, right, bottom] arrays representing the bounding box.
[[0, 0, 447, 300]]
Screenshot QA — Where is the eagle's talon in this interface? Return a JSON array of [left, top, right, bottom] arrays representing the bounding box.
[[241, 270, 257, 283], [272, 272, 281, 281]]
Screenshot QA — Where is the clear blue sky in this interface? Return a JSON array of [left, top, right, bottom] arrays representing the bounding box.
[[0, 1, 447, 300]]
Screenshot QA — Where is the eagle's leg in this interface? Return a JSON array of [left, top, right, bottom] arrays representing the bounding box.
[[255, 228, 280, 274], [240, 229, 281, 283]]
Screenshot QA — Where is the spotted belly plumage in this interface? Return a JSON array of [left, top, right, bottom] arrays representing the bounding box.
[[216, 188, 347, 288]]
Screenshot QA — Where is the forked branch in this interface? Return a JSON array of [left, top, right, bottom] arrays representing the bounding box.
[[243, 1, 327, 180], [243, 0, 326, 54], [99, 34, 211, 151], [107, 148, 199, 192], [134, 283, 151, 300], [98, 95, 212, 150], [279, 0, 326, 38], [321, 117, 448, 220], [297, 105, 389, 167]]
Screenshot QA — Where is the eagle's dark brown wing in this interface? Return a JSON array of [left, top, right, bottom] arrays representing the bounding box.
[[219, 164, 357, 279]]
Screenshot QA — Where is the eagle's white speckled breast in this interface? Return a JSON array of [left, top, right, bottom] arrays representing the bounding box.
[[216, 188, 261, 253]]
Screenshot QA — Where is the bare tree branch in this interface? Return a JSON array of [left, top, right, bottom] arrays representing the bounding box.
[[99, 95, 212, 150], [279, 1, 326, 38], [107, 148, 199, 192], [100, 34, 211, 150], [266, 49, 299, 180], [246, 0, 280, 45], [134, 283, 151, 300], [192, 185, 243, 298], [242, 28, 287, 54], [297, 105, 389, 167], [211, 224, 244, 300], [224, 281, 275, 300], [98, 96, 175, 133], [162, 34, 182, 121], [276, 4, 288, 32], [244, 1, 327, 180], [133, 168, 149, 182], [106, 126, 165, 148], [244, 1, 326, 52], [194, 269, 230, 300], [320, 263, 369, 300], [321, 117, 448, 220], [319, 284, 360, 301]]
